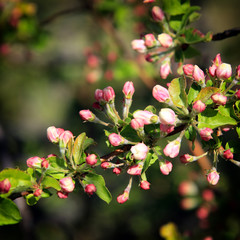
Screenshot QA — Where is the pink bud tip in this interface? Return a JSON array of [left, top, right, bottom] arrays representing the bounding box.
[[79, 109, 95, 121], [127, 164, 143, 175], [207, 169, 220, 185], [216, 63, 232, 79], [160, 62, 171, 79], [117, 191, 129, 204], [59, 130, 73, 146], [192, 100, 206, 113], [113, 167, 121, 175], [211, 93, 227, 106], [152, 85, 170, 102], [41, 159, 49, 169], [144, 34, 156, 48], [183, 64, 194, 76], [47, 126, 64, 143], [0, 179, 11, 194], [163, 138, 181, 158], [101, 161, 112, 169], [85, 184, 96, 195], [159, 108, 176, 125], [180, 154, 193, 164], [57, 191, 68, 199], [130, 118, 145, 130], [86, 154, 98, 165], [159, 160, 173, 175], [33, 188, 42, 197], [151, 6, 165, 22], [140, 180, 150, 190], [27, 156, 42, 168], [130, 143, 149, 160], [59, 177, 75, 193], [108, 133, 124, 146], [103, 86, 115, 102], [193, 65, 205, 83], [235, 89, 240, 99], [123, 81, 135, 98], [200, 128, 213, 141], [158, 33, 172, 48], [131, 39, 146, 53], [94, 89, 104, 103], [223, 149, 233, 159]]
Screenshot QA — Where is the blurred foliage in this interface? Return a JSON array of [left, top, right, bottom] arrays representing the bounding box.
[[0, 0, 240, 239]]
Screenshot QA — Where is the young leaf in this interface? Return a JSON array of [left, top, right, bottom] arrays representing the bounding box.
[[72, 132, 86, 165], [194, 87, 219, 103], [25, 194, 38, 206], [162, 0, 190, 15], [187, 83, 201, 104], [83, 173, 112, 204], [0, 198, 22, 225], [169, 77, 188, 109], [41, 176, 61, 191]]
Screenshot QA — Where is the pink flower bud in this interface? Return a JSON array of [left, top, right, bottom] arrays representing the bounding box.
[[158, 33, 172, 48], [59, 177, 75, 193], [130, 118, 145, 130], [207, 168, 219, 185], [211, 93, 227, 106], [108, 133, 124, 146], [127, 163, 143, 175], [200, 128, 213, 141], [47, 154, 57, 158], [223, 149, 233, 159], [152, 85, 170, 102], [160, 124, 174, 134], [133, 110, 159, 125], [33, 188, 42, 197], [130, 143, 149, 160], [151, 6, 165, 22], [216, 63, 232, 79], [117, 191, 129, 204], [95, 89, 104, 103], [140, 180, 150, 190], [209, 64, 217, 77], [59, 130, 73, 147], [160, 62, 171, 79], [178, 181, 198, 196], [27, 156, 42, 168], [144, 33, 156, 48], [143, 0, 155, 3], [131, 39, 147, 53], [41, 159, 49, 169], [235, 89, 240, 99], [236, 65, 240, 80], [163, 137, 181, 158], [101, 161, 112, 169], [180, 154, 194, 164], [183, 64, 194, 76], [79, 109, 95, 121], [92, 102, 103, 110], [192, 100, 206, 113], [102, 86, 115, 102], [123, 81, 135, 99], [159, 108, 176, 125], [193, 65, 205, 83], [85, 184, 96, 195], [113, 167, 121, 175], [196, 206, 209, 219], [212, 53, 222, 66], [159, 160, 173, 175], [0, 179, 11, 194], [86, 154, 98, 165], [47, 126, 64, 143], [57, 191, 68, 199]]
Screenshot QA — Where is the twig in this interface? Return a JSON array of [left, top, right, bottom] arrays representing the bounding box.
[[212, 27, 240, 41]]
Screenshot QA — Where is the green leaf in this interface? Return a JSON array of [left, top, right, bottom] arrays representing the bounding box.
[[144, 105, 157, 114], [194, 87, 219, 103], [41, 176, 61, 191], [82, 137, 95, 151], [187, 83, 201, 104], [0, 198, 22, 225], [183, 46, 200, 59], [185, 125, 197, 141], [73, 132, 86, 165], [0, 169, 32, 196], [120, 125, 141, 142], [162, 0, 190, 15], [83, 173, 112, 204], [179, 6, 201, 31], [142, 153, 154, 174], [198, 109, 237, 129], [169, 77, 188, 108]]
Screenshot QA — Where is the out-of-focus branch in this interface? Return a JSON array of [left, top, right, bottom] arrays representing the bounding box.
[[100, 145, 131, 162], [212, 27, 240, 41]]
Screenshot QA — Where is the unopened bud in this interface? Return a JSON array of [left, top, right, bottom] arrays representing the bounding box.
[[127, 163, 143, 175], [27, 156, 42, 168], [0, 179, 11, 194], [160, 124, 174, 134], [41, 159, 49, 169], [113, 167, 121, 175], [57, 191, 68, 199], [158, 33, 172, 48], [131, 39, 147, 53], [216, 63, 232, 79], [59, 130, 73, 148], [131, 118, 145, 130], [151, 6, 165, 22], [193, 65, 205, 84], [47, 126, 64, 143], [86, 154, 98, 165], [133, 110, 159, 125], [163, 137, 181, 158], [108, 133, 125, 146], [235, 89, 240, 99], [160, 60, 171, 79], [207, 168, 219, 185], [159, 108, 176, 125], [200, 128, 213, 141], [130, 143, 149, 160], [152, 85, 170, 102], [95, 89, 104, 103], [223, 149, 233, 159], [33, 188, 42, 197], [192, 100, 206, 113], [101, 161, 112, 169], [211, 93, 227, 106], [144, 34, 157, 48], [85, 184, 96, 195], [102, 86, 115, 102], [117, 191, 129, 204], [140, 180, 150, 190], [180, 154, 194, 164], [59, 177, 75, 193], [183, 64, 194, 76], [123, 81, 135, 99], [159, 160, 173, 175], [79, 109, 96, 121], [236, 65, 240, 80]]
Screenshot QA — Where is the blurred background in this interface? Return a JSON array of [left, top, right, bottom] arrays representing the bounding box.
[[0, 0, 240, 239]]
